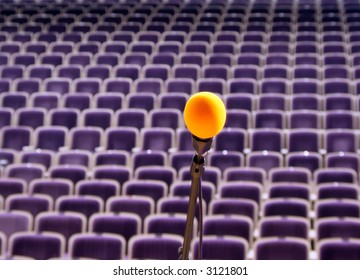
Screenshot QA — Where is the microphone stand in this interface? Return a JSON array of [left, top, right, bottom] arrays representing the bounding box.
[[179, 135, 213, 260]]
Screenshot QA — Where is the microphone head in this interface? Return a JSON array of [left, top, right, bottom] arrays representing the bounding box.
[[184, 91, 226, 139]]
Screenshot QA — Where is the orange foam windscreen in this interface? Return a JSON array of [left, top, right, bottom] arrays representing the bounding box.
[[183, 91, 226, 139]]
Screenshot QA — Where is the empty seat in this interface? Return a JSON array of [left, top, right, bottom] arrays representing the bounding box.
[[29, 178, 73, 202], [75, 179, 120, 203], [318, 238, 360, 260], [324, 130, 357, 153], [6, 194, 52, 218], [259, 216, 309, 239], [123, 180, 167, 204], [56, 195, 103, 219], [144, 213, 189, 237], [0, 210, 32, 239], [315, 199, 360, 219], [69, 127, 102, 151]]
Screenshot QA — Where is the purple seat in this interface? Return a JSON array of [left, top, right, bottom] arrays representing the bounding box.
[[166, 78, 195, 95], [49, 165, 87, 185], [13, 53, 36, 67], [293, 65, 320, 79], [9, 232, 65, 260], [224, 94, 255, 111], [286, 151, 322, 173], [114, 65, 140, 81], [149, 109, 181, 130], [253, 110, 285, 129], [318, 238, 360, 260], [316, 217, 360, 241], [57, 150, 91, 168], [76, 42, 100, 55], [224, 167, 266, 185], [0, 108, 13, 129], [135, 166, 176, 187], [95, 53, 120, 67], [214, 128, 247, 152], [44, 78, 71, 95], [291, 94, 321, 111], [323, 79, 352, 95], [69, 233, 125, 260], [94, 150, 129, 166], [140, 128, 174, 152], [106, 196, 154, 222], [74, 78, 101, 96], [0, 79, 10, 93], [158, 93, 187, 111], [35, 211, 86, 245], [192, 235, 248, 260], [292, 79, 321, 95], [93, 165, 132, 186], [288, 110, 320, 129], [268, 182, 310, 200], [0, 178, 26, 199], [70, 127, 102, 151], [325, 153, 360, 172], [144, 213, 188, 237], [123, 180, 167, 204], [247, 151, 283, 172], [81, 108, 112, 130], [258, 94, 287, 111], [104, 78, 131, 96], [40, 53, 64, 67], [50, 42, 73, 55], [324, 94, 354, 111], [6, 194, 52, 218], [90, 212, 140, 243], [5, 162, 45, 183], [151, 53, 176, 67], [269, 167, 311, 184], [49, 108, 79, 129], [28, 65, 53, 80], [259, 216, 309, 239], [20, 150, 54, 169], [85, 65, 111, 80], [179, 53, 205, 67], [255, 237, 309, 260], [209, 198, 258, 223], [76, 179, 120, 202], [129, 234, 182, 260], [250, 128, 283, 152], [56, 195, 103, 219], [228, 78, 257, 94], [29, 178, 73, 201], [208, 151, 244, 173], [0, 65, 24, 80], [105, 127, 138, 152], [324, 111, 356, 129], [122, 53, 148, 67], [0, 210, 32, 240], [314, 168, 357, 184], [179, 165, 221, 187], [14, 78, 41, 94], [131, 150, 166, 169], [1, 92, 29, 110], [287, 129, 321, 153], [16, 108, 45, 129], [317, 182, 359, 200], [324, 130, 357, 153], [94, 93, 124, 111], [263, 198, 310, 218], [67, 53, 91, 67], [315, 199, 360, 219]]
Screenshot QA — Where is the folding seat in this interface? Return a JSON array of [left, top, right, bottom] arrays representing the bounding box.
[[49, 108, 79, 130], [264, 54, 292, 66], [192, 235, 248, 260], [289, 109, 321, 130], [150, 53, 176, 67], [247, 151, 283, 172], [1, 92, 29, 110], [315, 199, 360, 219], [9, 232, 65, 260], [253, 110, 285, 129], [0, 126, 32, 151], [57, 150, 92, 168], [179, 53, 206, 67], [76, 42, 100, 55], [15, 108, 46, 129], [269, 167, 311, 184], [35, 211, 86, 246], [285, 151, 322, 173], [287, 128, 322, 153], [144, 213, 188, 237], [0, 210, 32, 240], [93, 93, 123, 112], [207, 53, 234, 67], [6, 193, 52, 218], [179, 166, 221, 188], [324, 111, 357, 129], [142, 64, 170, 81], [316, 217, 360, 241], [122, 53, 149, 68], [123, 179, 167, 204], [0, 65, 24, 80], [0, 178, 26, 200], [140, 128, 175, 152], [27, 65, 53, 81], [111, 31, 134, 44], [208, 151, 244, 173], [54, 65, 81, 80], [219, 181, 262, 206], [0, 53, 8, 65], [75, 179, 120, 203], [86, 32, 108, 44], [128, 234, 182, 260], [69, 127, 103, 152], [103, 78, 132, 96], [323, 79, 353, 95], [325, 152, 360, 172], [293, 65, 321, 80], [56, 195, 103, 219], [231, 65, 260, 80], [84, 65, 111, 81], [316, 182, 359, 200], [323, 54, 349, 66], [136, 31, 160, 44], [20, 150, 54, 169], [323, 65, 351, 80], [259, 216, 309, 239], [29, 177, 73, 201], [94, 54, 119, 68], [90, 212, 140, 247], [249, 128, 284, 152], [126, 93, 156, 112], [183, 42, 209, 55], [68, 233, 125, 260], [131, 150, 167, 169], [214, 128, 247, 152], [236, 53, 263, 67], [149, 109, 182, 130], [43, 78, 71, 95], [62, 93, 91, 111], [129, 42, 155, 56], [93, 150, 129, 166], [263, 198, 310, 218], [170, 180, 215, 206], [318, 238, 360, 260], [92, 164, 132, 186], [81, 108, 113, 130], [66, 53, 91, 67], [324, 129, 357, 153], [12, 53, 36, 67], [228, 78, 257, 94], [0, 42, 21, 54], [209, 198, 259, 223], [0, 108, 13, 128], [49, 164, 88, 185], [106, 195, 154, 222], [291, 94, 321, 111], [254, 237, 309, 260], [14, 78, 41, 95], [134, 78, 163, 95], [74, 78, 101, 96], [259, 78, 290, 95], [135, 166, 176, 187], [314, 168, 358, 184], [224, 166, 266, 185], [105, 126, 139, 152], [172, 64, 200, 81], [158, 93, 187, 112], [39, 53, 64, 68], [216, 31, 240, 43], [268, 181, 311, 200]]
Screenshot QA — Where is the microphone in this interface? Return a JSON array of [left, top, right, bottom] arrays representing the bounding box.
[[180, 91, 226, 260], [183, 91, 227, 156]]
